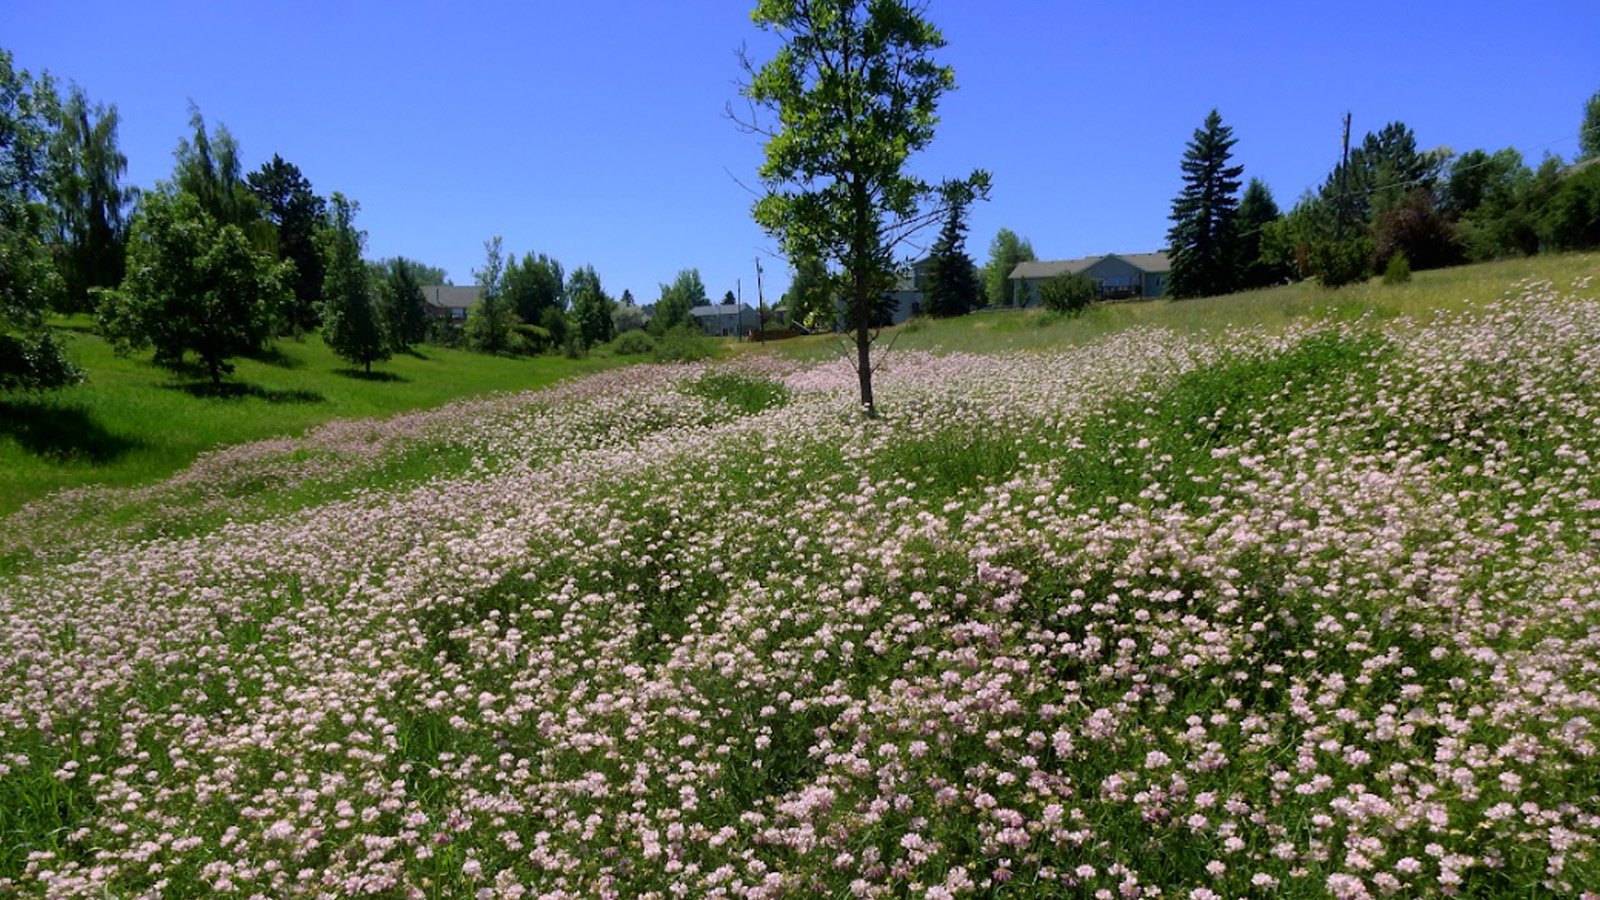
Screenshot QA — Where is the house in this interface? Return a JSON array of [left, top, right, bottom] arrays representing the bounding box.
[[1008, 252, 1171, 306], [832, 257, 938, 328], [690, 302, 761, 337], [421, 285, 480, 322]]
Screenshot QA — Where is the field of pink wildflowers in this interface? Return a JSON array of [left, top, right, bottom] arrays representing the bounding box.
[[3, 277, 1599, 897]]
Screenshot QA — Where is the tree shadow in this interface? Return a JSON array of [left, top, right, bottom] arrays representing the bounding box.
[[244, 345, 305, 369], [398, 347, 430, 360], [334, 368, 408, 383], [0, 399, 144, 463], [164, 381, 324, 404]]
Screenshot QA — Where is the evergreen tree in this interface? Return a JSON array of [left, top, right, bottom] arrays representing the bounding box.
[[248, 154, 327, 331], [568, 265, 614, 349], [319, 194, 388, 373], [48, 84, 135, 312], [464, 236, 517, 353], [1167, 109, 1245, 299], [982, 227, 1035, 307], [1235, 178, 1287, 289], [378, 257, 430, 350], [924, 193, 979, 317]]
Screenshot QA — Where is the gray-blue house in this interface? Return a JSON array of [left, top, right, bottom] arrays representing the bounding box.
[[691, 302, 762, 337], [1008, 252, 1171, 306]]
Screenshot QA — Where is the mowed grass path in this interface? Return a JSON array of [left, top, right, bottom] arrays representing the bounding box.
[[0, 324, 620, 517], [755, 251, 1600, 360]]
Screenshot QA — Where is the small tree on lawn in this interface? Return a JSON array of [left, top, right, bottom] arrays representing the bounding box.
[[736, 0, 989, 415], [464, 236, 517, 353], [100, 191, 290, 384], [319, 193, 389, 373]]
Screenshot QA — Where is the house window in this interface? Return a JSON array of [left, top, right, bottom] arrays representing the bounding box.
[[451, 308, 466, 321]]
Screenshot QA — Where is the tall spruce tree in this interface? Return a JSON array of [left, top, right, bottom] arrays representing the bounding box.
[[318, 194, 388, 373], [1167, 109, 1245, 299], [924, 192, 979, 317]]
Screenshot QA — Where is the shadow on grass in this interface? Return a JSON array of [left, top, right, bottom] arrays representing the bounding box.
[[0, 399, 143, 463], [398, 347, 430, 360], [246, 345, 305, 369], [163, 381, 325, 404], [334, 368, 408, 383]]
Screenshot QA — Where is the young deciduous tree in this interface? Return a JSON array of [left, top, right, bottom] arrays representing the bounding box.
[[982, 227, 1034, 308], [319, 194, 389, 373], [502, 251, 565, 325], [0, 50, 81, 389], [464, 236, 517, 353], [924, 193, 979, 317], [1582, 86, 1600, 162], [99, 191, 290, 384], [737, 0, 989, 414], [248, 154, 327, 331], [378, 257, 431, 350], [783, 253, 834, 331], [48, 84, 135, 312], [567, 264, 614, 349], [1167, 109, 1244, 299], [649, 268, 705, 335]]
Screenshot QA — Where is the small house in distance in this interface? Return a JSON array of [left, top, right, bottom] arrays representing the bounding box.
[[421, 285, 480, 323], [1009, 253, 1171, 306], [691, 302, 762, 337]]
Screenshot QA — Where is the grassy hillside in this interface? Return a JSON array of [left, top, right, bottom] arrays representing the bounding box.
[[2, 259, 1599, 896], [756, 251, 1600, 360], [0, 324, 619, 517]]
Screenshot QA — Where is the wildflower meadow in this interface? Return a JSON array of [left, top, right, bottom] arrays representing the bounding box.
[[3, 277, 1599, 898]]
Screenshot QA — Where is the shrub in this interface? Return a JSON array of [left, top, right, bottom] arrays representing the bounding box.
[[1311, 237, 1372, 288], [1038, 272, 1096, 314], [652, 325, 716, 363], [0, 330, 83, 391], [1382, 253, 1412, 285], [608, 331, 658, 356], [511, 323, 553, 353]]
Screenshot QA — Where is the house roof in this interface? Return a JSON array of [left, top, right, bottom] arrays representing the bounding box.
[[690, 303, 757, 317], [1009, 252, 1172, 280], [421, 285, 481, 310]]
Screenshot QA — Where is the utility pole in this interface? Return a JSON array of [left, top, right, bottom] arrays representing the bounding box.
[[755, 257, 766, 342], [1336, 111, 1352, 241]]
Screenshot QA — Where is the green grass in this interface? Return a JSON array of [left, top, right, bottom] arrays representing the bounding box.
[[753, 252, 1600, 361], [0, 323, 622, 517]]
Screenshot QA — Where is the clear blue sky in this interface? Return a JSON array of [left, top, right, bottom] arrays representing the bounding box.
[[9, 1, 1599, 302]]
